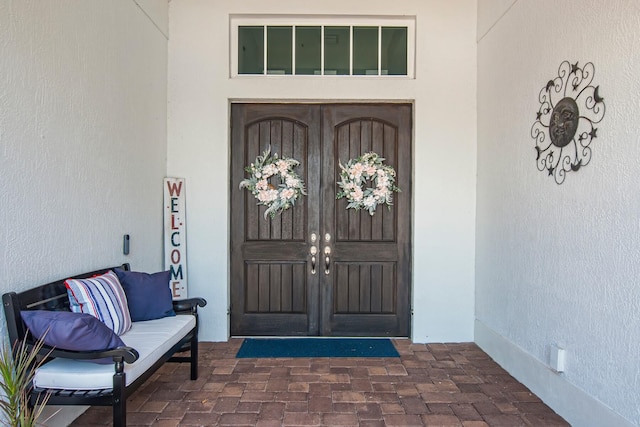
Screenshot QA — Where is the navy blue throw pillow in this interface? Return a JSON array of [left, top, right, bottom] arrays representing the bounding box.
[[20, 310, 126, 352], [114, 268, 176, 322]]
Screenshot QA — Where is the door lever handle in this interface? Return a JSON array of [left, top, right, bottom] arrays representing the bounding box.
[[310, 246, 317, 275], [324, 246, 331, 275]]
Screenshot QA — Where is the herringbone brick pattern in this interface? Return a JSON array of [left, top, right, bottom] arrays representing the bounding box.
[[70, 339, 569, 426]]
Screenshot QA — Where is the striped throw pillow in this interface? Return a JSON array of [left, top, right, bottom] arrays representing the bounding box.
[[65, 270, 132, 335]]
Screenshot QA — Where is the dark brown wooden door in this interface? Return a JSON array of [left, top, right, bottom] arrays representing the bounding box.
[[230, 103, 411, 337]]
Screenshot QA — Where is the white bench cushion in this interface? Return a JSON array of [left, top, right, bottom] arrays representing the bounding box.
[[33, 314, 195, 390]]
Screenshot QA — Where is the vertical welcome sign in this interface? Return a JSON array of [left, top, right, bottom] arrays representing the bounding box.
[[164, 178, 187, 299]]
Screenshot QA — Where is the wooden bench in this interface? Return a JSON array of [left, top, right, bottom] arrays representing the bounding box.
[[2, 263, 206, 427]]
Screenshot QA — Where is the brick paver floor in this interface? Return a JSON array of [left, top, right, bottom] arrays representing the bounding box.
[[71, 339, 569, 426]]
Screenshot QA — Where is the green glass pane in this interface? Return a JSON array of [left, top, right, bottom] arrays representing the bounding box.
[[295, 26, 321, 75], [381, 27, 407, 75], [238, 26, 264, 75], [353, 26, 378, 75], [267, 26, 292, 75], [324, 26, 350, 75]]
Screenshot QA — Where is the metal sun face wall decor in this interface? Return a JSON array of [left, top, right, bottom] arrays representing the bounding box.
[[531, 61, 606, 184]]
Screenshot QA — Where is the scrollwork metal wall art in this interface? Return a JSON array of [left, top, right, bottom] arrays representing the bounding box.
[[530, 61, 606, 184]]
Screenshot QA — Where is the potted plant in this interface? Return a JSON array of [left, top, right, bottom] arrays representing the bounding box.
[[0, 335, 51, 427]]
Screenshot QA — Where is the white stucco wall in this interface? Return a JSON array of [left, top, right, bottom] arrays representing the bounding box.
[[168, 0, 477, 343], [0, 1, 168, 424], [476, 1, 640, 426], [476, 0, 516, 41], [134, 0, 169, 38]]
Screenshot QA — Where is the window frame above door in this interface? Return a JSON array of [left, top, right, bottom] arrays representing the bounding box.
[[230, 15, 416, 78]]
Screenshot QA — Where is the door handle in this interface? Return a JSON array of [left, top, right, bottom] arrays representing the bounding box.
[[310, 246, 317, 275], [324, 246, 331, 275]]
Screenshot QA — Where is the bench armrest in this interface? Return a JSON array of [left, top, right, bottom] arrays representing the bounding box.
[[36, 344, 139, 364], [172, 297, 207, 315]]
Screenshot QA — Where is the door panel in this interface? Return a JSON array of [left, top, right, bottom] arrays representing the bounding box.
[[230, 104, 320, 336], [334, 120, 397, 242], [244, 262, 307, 313], [333, 262, 396, 313], [321, 104, 411, 336], [244, 118, 308, 242], [230, 103, 411, 337]]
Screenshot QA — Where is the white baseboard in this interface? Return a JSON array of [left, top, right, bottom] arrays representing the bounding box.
[[474, 320, 633, 427], [39, 406, 88, 427]]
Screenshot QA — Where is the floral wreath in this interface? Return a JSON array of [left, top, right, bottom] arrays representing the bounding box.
[[336, 152, 400, 216], [240, 146, 307, 219]]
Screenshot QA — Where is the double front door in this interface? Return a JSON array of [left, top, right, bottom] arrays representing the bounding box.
[[230, 103, 411, 336]]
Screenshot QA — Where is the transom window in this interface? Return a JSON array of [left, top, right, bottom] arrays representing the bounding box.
[[231, 16, 415, 77]]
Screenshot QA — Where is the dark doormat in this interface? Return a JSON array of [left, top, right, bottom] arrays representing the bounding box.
[[236, 338, 400, 358]]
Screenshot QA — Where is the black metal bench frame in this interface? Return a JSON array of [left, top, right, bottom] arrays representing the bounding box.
[[2, 263, 207, 427]]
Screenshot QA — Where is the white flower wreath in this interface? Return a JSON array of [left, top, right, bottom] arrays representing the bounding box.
[[336, 152, 400, 216], [240, 146, 307, 219]]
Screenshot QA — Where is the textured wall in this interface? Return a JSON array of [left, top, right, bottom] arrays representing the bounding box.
[[168, 0, 478, 342], [0, 0, 168, 415], [0, 0, 168, 286], [476, 0, 640, 425], [476, 0, 517, 41]]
